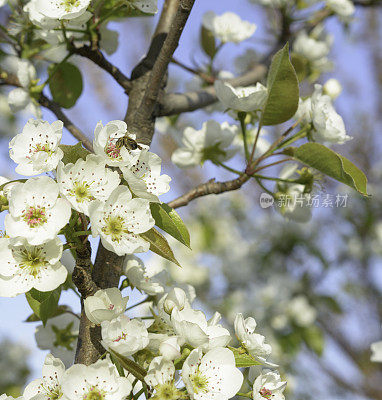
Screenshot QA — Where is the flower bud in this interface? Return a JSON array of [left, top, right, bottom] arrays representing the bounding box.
[[163, 288, 188, 315], [323, 78, 342, 100]]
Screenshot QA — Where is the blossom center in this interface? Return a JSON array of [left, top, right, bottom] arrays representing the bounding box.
[[105, 141, 121, 160], [83, 387, 105, 400], [72, 181, 94, 202], [28, 142, 53, 159], [23, 206, 47, 228], [42, 383, 63, 400], [190, 371, 208, 394], [260, 388, 273, 399], [154, 383, 183, 400], [102, 215, 129, 242], [14, 247, 46, 276], [61, 0, 80, 12]]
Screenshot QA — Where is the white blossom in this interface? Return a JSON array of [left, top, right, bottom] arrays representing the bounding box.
[[0, 236, 66, 297], [323, 78, 342, 100], [161, 287, 190, 315], [89, 186, 154, 256], [234, 314, 273, 365], [287, 295, 317, 327], [101, 314, 149, 356], [252, 370, 286, 400], [171, 120, 239, 168], [32, 0, 91, 20], [202, 11, 256, 44], [171, 308, 231, 352], [57, 154, 120, 216], [61, 358, 132, 400], [23, 354, 65, 400], [159, 336, 181, 361], [93, 120, 144, 167], [5, 176, 71, 245], [182, 347, 243, 400], [7, 60, 41, 117], [293, 31, 331, 62], [123, 255, 164, 295], [121, 150, 171, 203], [9, 119, 64, 175], [326, 0, 355, 18], [35, 313, 79, 367], [145, 356, 175, 387], [215, 80, 268, 112], [371, 341, 382, 362], [84, 288, 128, 325], [128, 0, 157, 14]]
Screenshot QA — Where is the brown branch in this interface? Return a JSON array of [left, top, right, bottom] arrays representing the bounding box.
[[158, 64, 267, 116], [167, 174, 250, 209], [70, 44, 132, 93], [0, 71, 93, 152]]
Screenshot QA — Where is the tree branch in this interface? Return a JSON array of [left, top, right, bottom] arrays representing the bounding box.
[[70, 44, 132, 93], [353, 0, 382, 6], [167, 174, 250, 209]]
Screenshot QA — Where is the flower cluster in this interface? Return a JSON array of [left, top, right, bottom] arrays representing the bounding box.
[[0, 118, 170, 297]]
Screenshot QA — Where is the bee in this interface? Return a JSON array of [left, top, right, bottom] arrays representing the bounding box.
[[115, 135, 143, 151]]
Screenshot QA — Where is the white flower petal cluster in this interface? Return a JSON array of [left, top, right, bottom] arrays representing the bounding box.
[[293, 31, 331, 62], [84, 288, 128, 325], [9, 119, 64, 175], [123, 255, 164, 295], [35, 314, 79, 367], [371, 340, 382, 362], [23, 354, 65, 400], [287, 295, 317, 327], [323, 78, 342, 100], [8, 60, 41, 117], [121, 150, 171, 202], [89, 186, 155, 256], [145, 356, 175, 387], [129, 0, 158, 14], [93, 120, 144, 167], [61, 358, 132, 400], [58, 154, 120, 216], [0, 236, 67, 297], [172, 120, 239, 168], [234, 314, 274, 365], [253, 370, 286, 400], [5, 176, 71, 245], [215, 80, 268, 112], [202, 11, 256, 43], [182, 347, 244, 400], [101, 314, 149, 356], [30, 0, 91, 20], [326, 0, 355, 18]]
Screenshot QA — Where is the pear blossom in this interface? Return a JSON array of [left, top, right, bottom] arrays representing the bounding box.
[[159, 336, 181, 361], [93, 120, 144, 167], [101, 314, 149, 356], [171, 308, 231, 351], [310, 84, 351, 144], [23, 354, 65, 400], [252, 370, 286, 400], [182, 348, 243, 400], [371, 341, 382, 362], [0, 236, 67, 297], [32, 0, 91, 20], [287, 295, 317, 327], [215, 80, 268, 112], [121, 150, 171, 202], [89, 186, 155, 256], [24, 0, 59, 28], [294, 97, 312, 125], [129, 0, 158, 14], [323, 78, 342, 100], [293, 31, 331, 62], [171, 120, 239, 168], [161, 287, 190, 315], [57, 154, 120, 216], [326, 0, 355, 18], [61, 358, 132, 400], [234, 314, 273, 365], [202, 11, 256, 44], [84, 288, 128, 325], [35, 313, 79, 367], [9, 119, 64, 175], [7, 60, 41, 117], [123, 255, 164, 295], [5, 176, 71, 245]]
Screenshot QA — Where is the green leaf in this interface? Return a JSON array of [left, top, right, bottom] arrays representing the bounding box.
[[25, 287, 61, 326], [302, 325, 324, 356], [291, 53, 308, 82], [59, 142, 90, 165], [317, 295, 342, 314], [200, 26, 216, 59], [108, 349, 147, 381], [140, 228, 181, 267], [48, 62, 83, 108], [25, 305, 72, 322], [261, 43, 299, 126], [228, 347, 262, 368], [150, 203, 191, 248], [291, 142, 369, 196]]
